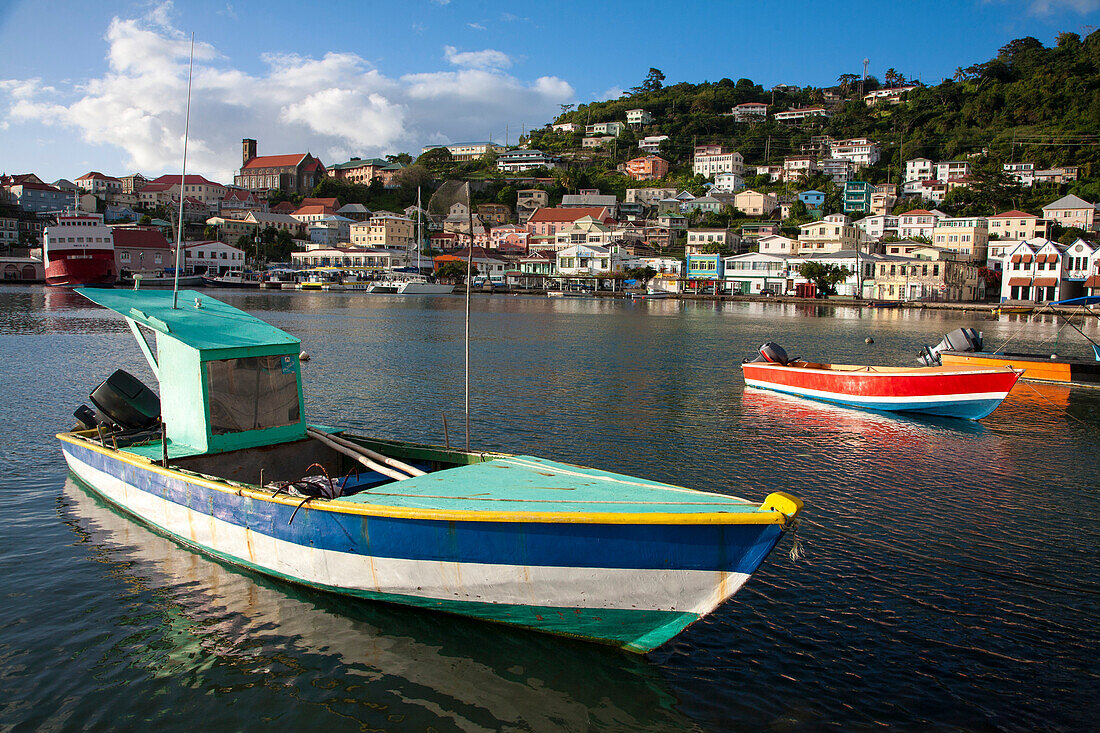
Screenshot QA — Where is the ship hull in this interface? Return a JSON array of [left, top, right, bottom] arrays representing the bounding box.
[[45, 251, 116, 287]]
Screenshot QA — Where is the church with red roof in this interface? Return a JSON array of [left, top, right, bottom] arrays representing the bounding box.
[[233, 138, 325, 195]]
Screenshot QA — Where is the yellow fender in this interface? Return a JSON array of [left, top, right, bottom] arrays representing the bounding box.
[[761, 492, 804, 523]]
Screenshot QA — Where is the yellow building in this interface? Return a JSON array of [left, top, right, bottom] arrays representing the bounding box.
[[988, 210, 1052, 241], [932, 217, 989, 262], [365, 214, 414, 250], [873, 249, 981, 302]]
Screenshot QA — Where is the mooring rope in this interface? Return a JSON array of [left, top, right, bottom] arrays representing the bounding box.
[[1019, 380, 1095, 427], [793, 517, 1099, 595]]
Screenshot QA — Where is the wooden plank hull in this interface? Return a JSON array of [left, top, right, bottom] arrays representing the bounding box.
[[58, 433, 797, 653], [742, 362, 1021, 420], [940, 351, 1100, 386]]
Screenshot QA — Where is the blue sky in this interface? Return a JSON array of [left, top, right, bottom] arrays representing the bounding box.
[[2, 0, 1099, 184]]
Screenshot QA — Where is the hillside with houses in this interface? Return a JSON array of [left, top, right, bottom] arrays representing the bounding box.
[[2, 32, 1100, 302]]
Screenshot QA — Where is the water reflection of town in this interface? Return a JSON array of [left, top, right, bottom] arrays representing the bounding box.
[[60, 480, 698, 732]]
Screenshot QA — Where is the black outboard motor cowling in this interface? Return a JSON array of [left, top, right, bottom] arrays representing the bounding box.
[[759, 342, 789, 365], [918, 328, 983, 367], [89, 369, 160, 430]]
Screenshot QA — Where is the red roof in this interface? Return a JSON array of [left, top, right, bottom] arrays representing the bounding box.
[[241, 154, 308, 170], [113, 228, 171, 249], [900, 209, 936, 216], [222, 189, 255, 202], [76, 171, 119, 181], [301, 197, 338, 209], [527, 207, 610, 224], [292, 205, 328, 216], [990, 210, 1036, 219], [271, 202, 297, 214], [140, 183, 175, 192], [14, 181, 64, 192], [149, 174, 222, 187]]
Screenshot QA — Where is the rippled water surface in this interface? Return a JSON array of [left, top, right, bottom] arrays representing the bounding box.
[[1, 285, 1097, 731]]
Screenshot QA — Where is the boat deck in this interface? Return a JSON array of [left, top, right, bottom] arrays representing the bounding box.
[[339, 454, 762, 516]]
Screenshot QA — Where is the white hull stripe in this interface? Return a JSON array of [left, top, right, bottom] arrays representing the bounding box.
[[743, 379, 1009, 405], [64, 450, 748, 616]]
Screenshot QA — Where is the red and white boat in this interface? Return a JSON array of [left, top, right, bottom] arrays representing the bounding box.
[[43, 213, 116, 286], [741, 343, 1021, 421]]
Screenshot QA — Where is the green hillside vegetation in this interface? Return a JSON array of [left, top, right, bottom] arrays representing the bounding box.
[[322, 32, 1100, 235], [535, 33, 1100, 223]]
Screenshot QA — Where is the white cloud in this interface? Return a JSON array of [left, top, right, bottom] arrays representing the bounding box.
[[598, 86, 626, 101], [0, 6, 573, 183], [467, 22, 486, 30], [1028, 0, 1100, 12], [443, 45, 513, 70]]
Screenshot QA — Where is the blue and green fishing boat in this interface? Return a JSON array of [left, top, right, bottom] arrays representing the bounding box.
[[58, 288, 803, 653]]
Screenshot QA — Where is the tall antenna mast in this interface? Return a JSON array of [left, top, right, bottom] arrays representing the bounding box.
[[172, 33, 195, 309], [464, 183, 473, 450], [860, 58, 869, 99]]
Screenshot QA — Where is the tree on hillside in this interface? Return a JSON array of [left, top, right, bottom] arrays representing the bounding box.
[[631, 68, 666, 95], [394, 163, 433, 191], [417, 146, 454, 172], [386, 153, 414, 166]]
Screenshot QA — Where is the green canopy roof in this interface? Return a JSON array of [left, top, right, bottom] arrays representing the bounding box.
[[76, 288, 299, 352]]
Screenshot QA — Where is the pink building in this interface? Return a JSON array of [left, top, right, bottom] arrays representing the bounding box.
[[526, 207, 614, 249], [490, 224, 529, 254]]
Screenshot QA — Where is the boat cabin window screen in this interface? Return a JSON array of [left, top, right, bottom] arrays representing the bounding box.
[[206, 355, 300, 434]]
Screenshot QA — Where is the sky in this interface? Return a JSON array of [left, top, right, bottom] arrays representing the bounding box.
[[2, 0, 1099, 185]]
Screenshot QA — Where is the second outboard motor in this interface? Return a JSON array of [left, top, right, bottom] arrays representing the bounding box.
[[918, 328, 983, 366], [759, 342, 789, 365]]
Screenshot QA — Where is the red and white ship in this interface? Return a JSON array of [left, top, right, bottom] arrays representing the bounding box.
[[43, 213, 116, 286]]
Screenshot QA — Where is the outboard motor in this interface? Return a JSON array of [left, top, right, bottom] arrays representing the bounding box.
[[918, 328, 983, 367], [758, 342, 789, 365], [89, 369, 160, 430]]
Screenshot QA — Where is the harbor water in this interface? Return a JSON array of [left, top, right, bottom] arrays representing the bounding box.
[[1, 285, 1097, 731]]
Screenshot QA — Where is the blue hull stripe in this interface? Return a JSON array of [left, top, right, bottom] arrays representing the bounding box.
[[65, 441, 783, 574], [751, 384, 1002, 420]]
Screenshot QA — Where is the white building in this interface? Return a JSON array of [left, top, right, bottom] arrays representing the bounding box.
[[730, 103, 768, 121], [638, 135, 670, 153], [774, 107, 830, 122], [829, 138, 881, 168], [556, 244, 615, 276], [584, 122, 625, 136], [896, 209, 945, 240], [184, 240, 245, 275], [420, 142, 506, 161], [723, 252, 789, 294], [1000, 238, 1074, 303], [712, 172, 745, 193], [757, 234, 797, 256], [906, 158, 935, 181], [551, 122, 581, 133], [496, 149, 561, 172], [935, 161, 972, 181], [693, 148, 745, 177], [782, 155, 817, 180], [855, 214, 898, 241], [626, 109, 654, 125]]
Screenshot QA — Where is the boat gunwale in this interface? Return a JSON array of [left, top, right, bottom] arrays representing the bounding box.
[[57, 431, 791, 526], [740, 361, 1020, 377], [940, 350, 1100, 367]]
